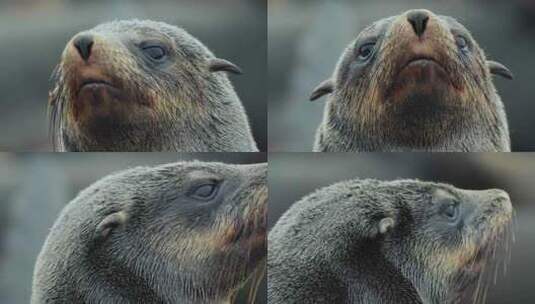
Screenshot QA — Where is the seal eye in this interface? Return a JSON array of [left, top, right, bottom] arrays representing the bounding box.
[[443, 202, 459, 221], [455, 35, 468, 51], [190, 183, 219, 200], [142, 45, 167, 61], [357, 42, 375, 60]]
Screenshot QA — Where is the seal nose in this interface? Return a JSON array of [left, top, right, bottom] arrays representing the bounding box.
[[484, 189, 513, 216], [243, 163, 267, 180], [73, 34, 94, 61], [407, 10, 430, 37]]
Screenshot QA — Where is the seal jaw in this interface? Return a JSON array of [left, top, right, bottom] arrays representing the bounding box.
[[75, 77, 123, 114], [385, 36, 463, 103], [67, 68, 132, 136]]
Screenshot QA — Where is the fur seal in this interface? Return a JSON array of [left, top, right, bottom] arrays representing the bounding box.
[[31, 161, 267, 304], [49, 20, 258, 152], [268, 179, 513, 304], [310, 9, 513, 152]]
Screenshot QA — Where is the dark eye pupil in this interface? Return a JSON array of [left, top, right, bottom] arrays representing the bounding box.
[[194, 184, 216, 198], [144, 46, 165, 60], [358, 43, 375, 59], [456, 36, 467, 49], [445, 204, 457, 218]]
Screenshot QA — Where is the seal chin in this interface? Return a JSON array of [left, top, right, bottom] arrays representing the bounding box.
[[65, 67, 151, 134], [388, 56, 453, 101], [72, 77, 127, 125], [77, 79, 123, 105]]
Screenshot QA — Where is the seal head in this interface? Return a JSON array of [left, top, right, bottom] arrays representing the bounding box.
[[32, 161, 267, 304], [268, 179, 513, 304], [49, 20, 257, 152], [311, 9, 512, 152]]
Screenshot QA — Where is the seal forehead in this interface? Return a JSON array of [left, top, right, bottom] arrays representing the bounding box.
[[431, 187, 456, 200], [91, 20, 200, 48], [155, 161, 229, 176], [357, 16, 395, 39], [93, 20, 178, 34], [437, 15, 469, 32], [101, 161, 221, 183]]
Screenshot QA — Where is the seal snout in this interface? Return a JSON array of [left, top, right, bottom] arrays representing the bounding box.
[[467, 188, 513, 230], [384, 9, 462, 100], [72, 34, 94, 62], [63, 33, 121, 97], [406, 10, 430, 38], [485, 189, 513, 217]]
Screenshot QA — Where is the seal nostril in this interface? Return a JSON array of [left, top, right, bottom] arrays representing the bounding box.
[[73, 34, 94, 61], [407, 11, 430, 37], [489, 189, 510, 202]]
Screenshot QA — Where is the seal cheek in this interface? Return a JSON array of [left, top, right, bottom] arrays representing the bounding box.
[[217, 186, 267, 268], [219, 200, 267, 248], [216, 216, 266, 269], [220, 217, 246, 246]]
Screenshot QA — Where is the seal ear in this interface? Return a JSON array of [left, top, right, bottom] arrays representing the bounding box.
[[208, 58, 243, 75], [378, 217, 395, 234], [310, 79, 334, 101], [487, 60, 513, 80], [95, 211, 127, 240]]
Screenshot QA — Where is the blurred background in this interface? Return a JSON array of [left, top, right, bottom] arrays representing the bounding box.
[[0, 152, 267, 304], [0, 0, 267, 151], [268, 0, 535, 151], [269, 153, 535, 303]]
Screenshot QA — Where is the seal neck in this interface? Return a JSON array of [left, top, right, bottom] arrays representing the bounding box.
[[339, 241, 423, 303]]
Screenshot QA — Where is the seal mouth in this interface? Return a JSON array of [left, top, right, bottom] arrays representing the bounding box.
[[401, 56, 446, 72], [461, 246, 487, 275], [386, 54, 456, 101], [77, 77, 119, 95], [80, 78, 114, 89]]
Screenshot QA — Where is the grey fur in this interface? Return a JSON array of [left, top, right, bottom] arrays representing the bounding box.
[[268, 179, 513, 304], [32, 161, 267, 304], [49, 20, 258, 152], [312, 10, 511, 152]]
